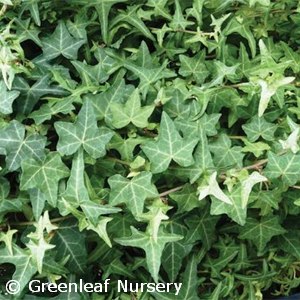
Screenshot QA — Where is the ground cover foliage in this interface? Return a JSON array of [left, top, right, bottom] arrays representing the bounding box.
[[0, 0, 300, 299]]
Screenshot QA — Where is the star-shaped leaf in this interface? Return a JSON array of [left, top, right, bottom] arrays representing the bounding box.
[[264, 152, 300, 185], [115, 226, 182, 282], [20, 152, 69, 207], [179, 52, 209, 84], [238, 215, 286, 252], [242, 115, 277, 142], [55, 100, 113, 158], [110, 89, 154, 128], [142, 112, 198, 173], [185, 206, 220, 249], [209, 134, 244, 170], [42, 21, 85, 60], [108, 171, 158, 216], [0, 120, 46, 171], [13, 75, 67, 115]]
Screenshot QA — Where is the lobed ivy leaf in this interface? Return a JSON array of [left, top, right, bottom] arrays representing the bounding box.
[[0, 120, 46, 171], [110, 88, 154, 129], [55, 100, 113, 158], [115, 226, 182, 282], [20, 152, 69, 207], [238, 215, 286, 252], [108, 171, 158, 216], [142, 112, 198, 173]]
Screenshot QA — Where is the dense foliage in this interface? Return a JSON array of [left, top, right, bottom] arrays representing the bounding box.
[[0, 0, 300, 299]]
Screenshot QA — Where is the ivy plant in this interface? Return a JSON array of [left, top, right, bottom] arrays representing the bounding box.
[[0, 0, 300, 299]]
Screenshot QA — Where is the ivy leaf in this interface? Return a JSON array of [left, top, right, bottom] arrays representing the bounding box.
[[0, 81, 20, 114], [20, 152, 69, 207], [86, 217, 113, 248], [240, 171, 267, 208], [198, 172, 232, 205], [277, 231, 300, 259], [124, 59, 175, 97], [115, 226, 182, 282], [170, 185, 200, 213], [29, 98, 75, 125], [26, 232, 56, 274], [264, 152, 300, 185], [172, 128, 214, 183], [0, 120, 46, 171], [108, 171, 158, 216], [52, 220, 87, 274], [88, 76, 134, 121], [242, 140, 270, 157], [0, 244, 37, 296], [257, 76, 295, 117], [209, 134, 244, 169], [238, 215, 286, 252], [55, 100, 113, 158], [108, 133, 146, 161], [185, 206, 220, 249], [110, 5, 155, 42], [110, 89, 154, 128], [142, 112, 198, 173], [224, 17, 256, 57], [13, 75, 67, 115], [62, 148, 89, 207], [42, 21, 85, 60], [162, 217, 190, 282], [242, 115, 277, 142], [210, 186, 247, 225], [20, 0, 41, 26], [14, 18, 42, 46]]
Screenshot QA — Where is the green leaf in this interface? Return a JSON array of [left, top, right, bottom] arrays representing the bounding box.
[[42, 21, 85, 60], [55, 100, 113, 158], [209, 134, 244, 169], [142, 112, 198, 173], [108, 171, 158, 216], [277, 231, 300, 259], [0, 120, 46, 171], [115, 226, 182, 282], [242, 115, 277, 142], [0, 81, 20, 114], [264, 152, 300, 185], [210, 186, 247, 225], [185, 206, 220, 249], [162, 217, 190, 281], [52, 220, 87, 274], [257, 76, 295, 117], [110, 5, 155, 42], [198, 171, 232, 204], [110, 89, 154, 128], [29, 98, 75, 125], [238, 215, 286, 252], [63, 148, 89, 206], [179, 52, 209, 84], [224, 17, 256, 57], [169, 185, 200, 213], [0, 244, 37, 296], [13, 75, 67, 114], [20, 152, 69, 207]]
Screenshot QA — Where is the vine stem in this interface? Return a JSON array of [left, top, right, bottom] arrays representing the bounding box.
[[3, 215, 72, 227], [159, 185, 185, 197]]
